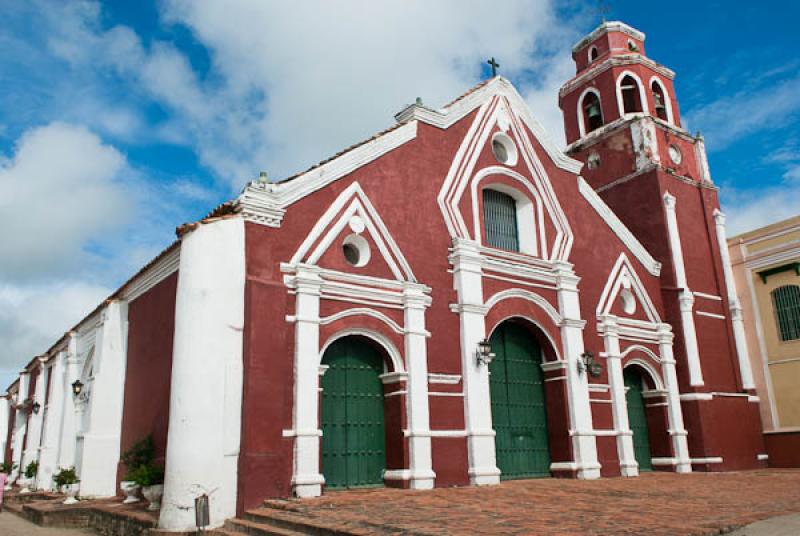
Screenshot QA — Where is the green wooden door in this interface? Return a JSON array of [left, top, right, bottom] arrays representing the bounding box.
[[321, 338, 386, 489], [489, 322, 551, 479], [624, 368, 653, 471]]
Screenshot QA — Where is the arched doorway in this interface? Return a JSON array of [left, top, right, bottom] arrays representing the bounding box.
[[624, 367, 653, 471], [489, 320, 551, 479], [320, 336, 387, 489]]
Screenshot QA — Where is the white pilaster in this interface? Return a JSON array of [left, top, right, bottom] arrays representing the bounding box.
[[402, 284, 435, 489], [0, 396, 8, 469], [657, 326, 691, 473], [555, 264, 600, 479], [451, 239, 500, 485], [15, 372, 30, 475], [663, 192, 704, 386], [159, 218, 246, 532], [22, 359, 47, 483], [57, 335, 80, 472], [712, 210, 755, 390], [290, 264, 325, 498], [77, 300, 129, 497], [600, 318, 637, 477], [37, 352, 66, 490]]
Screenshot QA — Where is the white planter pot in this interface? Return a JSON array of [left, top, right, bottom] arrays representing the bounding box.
[[18, 477, 32, 494], [62, 483, 79, 505], [120, 480, 141, 504], [141, 484, 163, 511]]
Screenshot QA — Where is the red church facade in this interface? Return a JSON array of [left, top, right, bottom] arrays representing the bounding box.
[[2, 21, 766, 532]]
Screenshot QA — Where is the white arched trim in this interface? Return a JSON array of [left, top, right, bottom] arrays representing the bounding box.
[[487, 313, 563, 362], [649, 76, 674, 124], [470, 166, 552, 259], [616, 70, 650, 117], [485, 288, 564, 327], [319, 307, 405, 335], [622, 356, 664, 391], [588, 45, 599, 63], [320, 327, 405, 374], [621, 344, 661, 364], [577, 87, 603, 138]]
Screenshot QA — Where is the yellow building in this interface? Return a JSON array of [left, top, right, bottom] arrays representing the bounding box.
[[729, 215, 800, 466]]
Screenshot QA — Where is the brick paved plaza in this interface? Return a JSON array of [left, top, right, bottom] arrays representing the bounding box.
[[262, 470, 800, 535]]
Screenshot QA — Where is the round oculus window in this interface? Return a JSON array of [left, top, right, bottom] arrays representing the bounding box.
[[668, 144, 682, 165], [491, 132, 518, 166], [587, 152, 601, 170], [342, 234, 370, 267]]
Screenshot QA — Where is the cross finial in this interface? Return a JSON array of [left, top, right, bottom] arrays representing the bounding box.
[[487, 57, 500, 78]]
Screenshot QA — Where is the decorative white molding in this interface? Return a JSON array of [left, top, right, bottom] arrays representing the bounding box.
[[578, 179, 661, 276], [319, 307, 405, 335], [691, 457, 723, 464], [757, 454, 769, 461], [695, 311, 726, 320], [572, 21, 646, 53], [428, 373, 461, 385], [597, 253, 661, 322], [616, 70, 650, 116], [576, 87, 603, 139], [121, 246, 180, 303], [649, 76, 675, 125]]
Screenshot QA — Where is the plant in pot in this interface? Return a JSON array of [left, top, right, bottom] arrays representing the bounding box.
[[0, 462, 16, 491], [132, 463, 165, 511], [53, 467, 80, 504], [19, 460, 38, 493], [120, 436, 154, 504]]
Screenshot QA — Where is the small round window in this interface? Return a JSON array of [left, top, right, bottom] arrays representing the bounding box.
[[668, 144, 682, 165], [587, 152, 601, 170], [342, 234, 370, 267], [491, 132, 518, 166]]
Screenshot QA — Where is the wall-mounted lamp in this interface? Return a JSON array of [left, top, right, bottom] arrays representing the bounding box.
[[32, 401, 41, 414], [577, 351, 603, 377], [71, 380, 84, 397], [476, 338, 495, 366]]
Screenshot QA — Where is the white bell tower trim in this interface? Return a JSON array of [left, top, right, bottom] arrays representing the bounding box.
[[712, 210, 755, 390], [662, 192, 704, 386]]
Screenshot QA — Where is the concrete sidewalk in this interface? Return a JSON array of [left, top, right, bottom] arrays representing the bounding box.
[[0, 512, 94, 535], [729, 514, 800, 536]]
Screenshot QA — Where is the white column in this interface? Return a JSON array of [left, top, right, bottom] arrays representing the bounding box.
[[290, 264, 325, 498], [663, 193, 704, 386], [600, 318, 637, 477], [657, 326, 691, 473], [555, 264, 600, 479], [451, 239, 499, 485], [57, 335, 80, 472], [402, 283, 435, 489], [712, 210, 755, 390], [159, 217, 246, 532], [37, 352, 66, 490], [16, 372, 31, 474], [0, 396, 9, 470], [77, 300, 129, 497], [22, 359, 47, 482]]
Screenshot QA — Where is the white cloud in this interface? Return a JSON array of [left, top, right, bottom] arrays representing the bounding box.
[[722, 181, 800, 236], [0, 281, 110, 389], [684, 75, 800, 151], [0, 122, 132, 280], [36, 0, 580, 188]]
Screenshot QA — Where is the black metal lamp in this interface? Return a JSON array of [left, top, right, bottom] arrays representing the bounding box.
[[71, 379, 84, 397], [578, 351, 603, 377], [32, 401, 41, 414], [476, 338, 495, 366]]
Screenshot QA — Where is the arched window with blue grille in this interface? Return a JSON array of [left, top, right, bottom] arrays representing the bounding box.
[[483, 189, 520, 252]]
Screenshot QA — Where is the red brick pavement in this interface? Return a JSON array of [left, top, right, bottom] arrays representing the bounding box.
[[264, 470, 800, 535]]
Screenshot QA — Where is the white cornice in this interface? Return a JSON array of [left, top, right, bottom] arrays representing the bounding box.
[[122, 246, 181, 303], [559, 56, 675, 99], [572, 21, 646, 53], [578, 177, 661, 276]]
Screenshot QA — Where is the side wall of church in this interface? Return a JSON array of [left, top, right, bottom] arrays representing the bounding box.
[[117, 273, 178, 488]]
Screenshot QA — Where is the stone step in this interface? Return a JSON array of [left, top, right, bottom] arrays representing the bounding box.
[[244, 508, 371, 536], [226, 518, 310, 536]]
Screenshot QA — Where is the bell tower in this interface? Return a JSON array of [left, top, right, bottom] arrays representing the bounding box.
[[560, 21, 766, 471]]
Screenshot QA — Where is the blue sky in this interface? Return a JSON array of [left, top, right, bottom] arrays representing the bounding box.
[[0, 0, 798, 387]]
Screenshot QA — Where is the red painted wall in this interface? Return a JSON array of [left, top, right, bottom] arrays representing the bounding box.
[[764, 432, 800, 468], [116, 274, 178, 486]]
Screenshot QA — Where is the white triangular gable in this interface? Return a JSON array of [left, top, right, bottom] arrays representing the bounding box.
[[597, 253, 660, 323], [437, 89, 574, 262], [290, 182, 416, 282]]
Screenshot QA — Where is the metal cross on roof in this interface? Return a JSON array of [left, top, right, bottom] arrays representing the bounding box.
[[487, 57, 500, 77]]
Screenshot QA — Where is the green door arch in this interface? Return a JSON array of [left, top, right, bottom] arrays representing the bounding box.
[[320, 337, 386, 489], [489, 321, 551, 479], [624, 367, 653, 471]]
